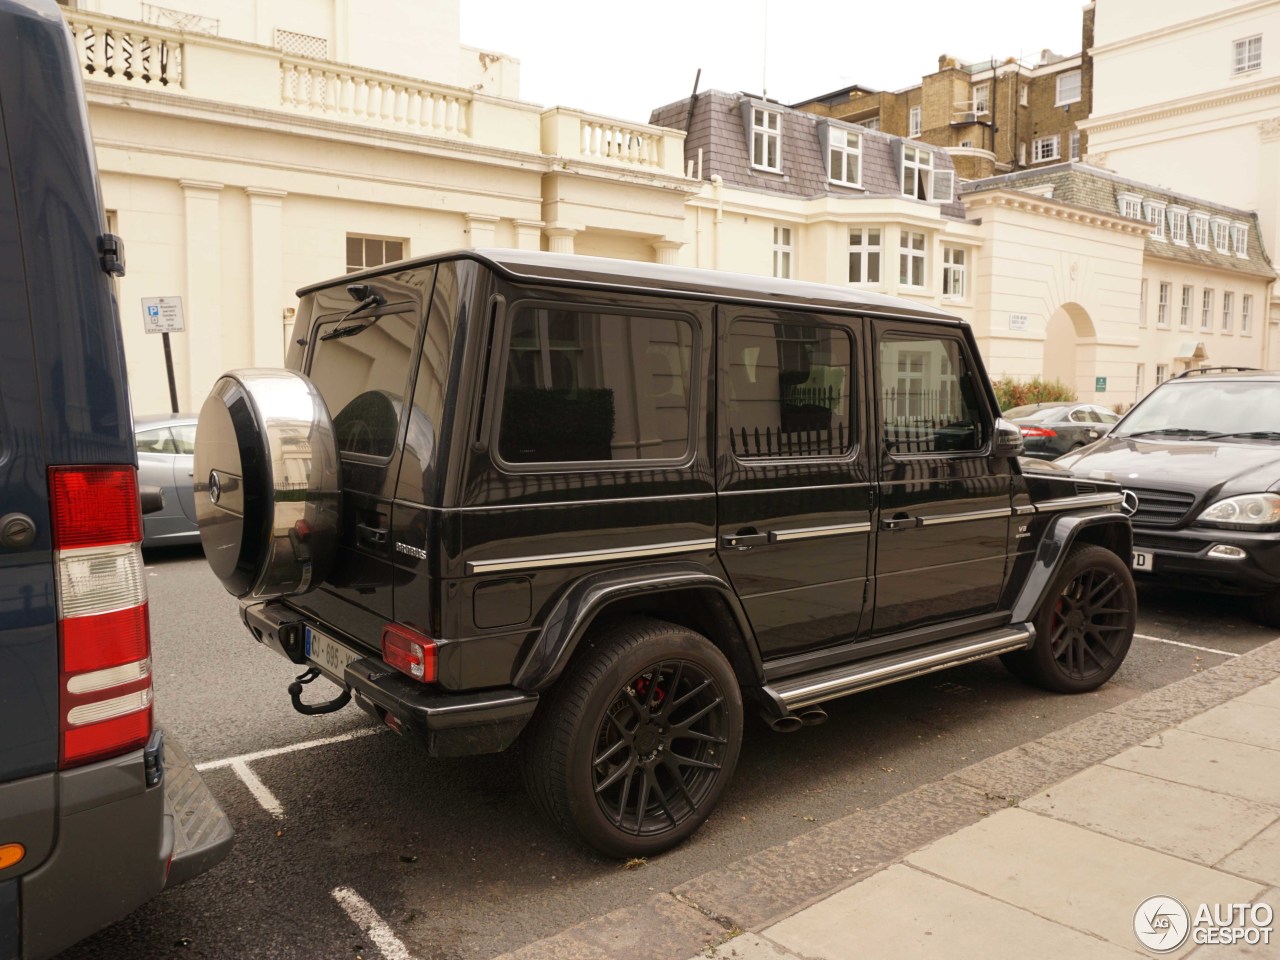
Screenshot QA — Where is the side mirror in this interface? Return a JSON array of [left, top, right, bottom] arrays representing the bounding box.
[[991, 418, 1025, 458], [139, 486, 166, 515]]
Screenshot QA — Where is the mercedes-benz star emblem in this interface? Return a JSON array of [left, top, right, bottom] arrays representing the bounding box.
[[208, 470, 222, 505]]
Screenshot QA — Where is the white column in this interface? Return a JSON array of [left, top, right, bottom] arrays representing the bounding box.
[[464, 213, 500, 249], [246, 188, 286, 367], [544, 226, 578, 255], [180, 179, 224, 409], [514, 219, 544, 251], [651, 240, 682, 265]]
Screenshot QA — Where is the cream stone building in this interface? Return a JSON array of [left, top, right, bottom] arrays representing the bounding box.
[[1083, 0, 1280, 354]]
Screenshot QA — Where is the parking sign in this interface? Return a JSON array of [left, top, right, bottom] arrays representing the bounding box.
[[141, 296, 185, 334]]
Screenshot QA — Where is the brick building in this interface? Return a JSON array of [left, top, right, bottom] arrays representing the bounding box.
[[794, 5, 1095, 181]]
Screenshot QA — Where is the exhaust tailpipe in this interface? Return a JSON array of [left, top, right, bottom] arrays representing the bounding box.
[[766, 713, 804, 733], [799, 708, 828, 727]]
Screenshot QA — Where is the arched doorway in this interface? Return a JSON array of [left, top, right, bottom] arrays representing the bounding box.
[[1043, 303, 1096, 391]]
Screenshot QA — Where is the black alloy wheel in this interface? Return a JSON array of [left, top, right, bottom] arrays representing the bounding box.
[[591, 660, 728, 837], [1003, 543, 1136, 693], [521, 617, 743, 858]]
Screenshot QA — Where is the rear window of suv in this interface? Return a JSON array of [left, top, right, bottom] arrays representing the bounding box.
[[497, 305, 694, 465]]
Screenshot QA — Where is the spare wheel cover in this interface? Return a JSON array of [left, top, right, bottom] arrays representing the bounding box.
[[195, 369, 340, 599]]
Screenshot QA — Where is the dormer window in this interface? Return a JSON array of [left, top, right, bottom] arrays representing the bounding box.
[[751, 107, 782, 172], [1143, 200, 1166, 241], [1117, 192, 1142, 219], [827, 127, 862, 186], [1168, 206, 1189, 245], [901, 144, 933, 199], [1191, 212, 1210, 248], [1212, 217, 1231, 253], [1232, 222, 1249, 257]]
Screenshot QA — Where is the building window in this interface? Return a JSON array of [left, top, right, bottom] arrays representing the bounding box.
[[1139, 278, 1148, 328], [1223, 291, 1234, 333], [772, 225, 792, 278], [751, 108, 782, 172], [1157, 282, 1170, 328], [828, 127, 862, 186], [972, 83, 990, 114], [899, 230, 926, 288], [1212, 218, 1231, 253], [1156, 363, 1168, 385], [1056, 70, 1082, 106], [1180, 285, 1193, 329], [1191, 213, 1210, 248], [1144, 200, 1167, 241], [1032, 135, 1060, 163], [1233, 35, 1262, 74], [848, 227, 882, 284], [1168, 206, 1188, 244], [909, 105, 922, 137], [1202, 288, 1214, 331], [1118, 192, 1143, 219], [863, 117, 881, 131], [346, 235, 405, 273], [942, 246, 966, 300], [1069, 130, 1081, 161], [1243, 294, 1253, 335], [1232, 222, 1249, 256], [959, 139, 974, 148], [1019, 83, 1028, 107], [901, 144, 933, 200]]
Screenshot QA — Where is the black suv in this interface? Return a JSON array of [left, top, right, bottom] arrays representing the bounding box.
[[0, 2, 231, 957], [1058, 367, 1280, 627], [195, 250, 1136, 856]]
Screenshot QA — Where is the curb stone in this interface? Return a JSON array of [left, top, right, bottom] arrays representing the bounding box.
[[491, 637, 1280, 960]]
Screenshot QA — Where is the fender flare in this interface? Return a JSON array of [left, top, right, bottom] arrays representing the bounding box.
[[1010, 510, 1134, 623], [511, 561, 759, 692]]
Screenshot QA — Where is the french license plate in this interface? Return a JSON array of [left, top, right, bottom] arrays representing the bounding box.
[[1132, 549, 1154, 571], [304, 626, 361, 681]]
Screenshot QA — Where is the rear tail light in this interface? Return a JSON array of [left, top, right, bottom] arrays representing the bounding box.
[[1019, 426, 1057, 438], [381, 623, 437, 683], [51, 466, 153, 768]]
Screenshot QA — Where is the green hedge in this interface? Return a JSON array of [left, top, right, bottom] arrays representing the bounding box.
[[992, 377, 1077, 412]]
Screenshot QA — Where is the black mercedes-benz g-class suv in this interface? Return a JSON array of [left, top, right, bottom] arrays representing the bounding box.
[[0, 2, 231, 956], [195, 249, 1136, 857]]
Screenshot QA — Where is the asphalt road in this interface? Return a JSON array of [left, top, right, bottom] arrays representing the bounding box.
[[60, 547, 1278, 960]]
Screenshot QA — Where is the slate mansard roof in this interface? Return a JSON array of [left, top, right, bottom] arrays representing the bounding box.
[[650, 90, 967, 220], [963, 163, 1276, 280]]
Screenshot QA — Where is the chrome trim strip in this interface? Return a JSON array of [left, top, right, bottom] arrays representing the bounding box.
[[775, 628, 1032, 708], [1034, 492, 1125, 514], [466, 538, 716, 575], [916, 507, 1013, 527], [769, 522, 873, 543], [1014, 504, 1037, 516]]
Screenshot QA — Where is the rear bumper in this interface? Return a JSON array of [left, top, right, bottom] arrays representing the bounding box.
[[8, 729, 231, 960], [345, 658, 538, 757], [1133, 526, 1280, 595]]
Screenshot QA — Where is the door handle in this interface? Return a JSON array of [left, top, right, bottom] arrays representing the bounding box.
[[356, 522, 388, 548], [880, 513, 918, 531], [721, 528, 769, 549]]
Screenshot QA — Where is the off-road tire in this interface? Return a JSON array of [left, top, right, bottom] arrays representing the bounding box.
[[521, 617, 743, 858], [1002, 543, 1136, 693]]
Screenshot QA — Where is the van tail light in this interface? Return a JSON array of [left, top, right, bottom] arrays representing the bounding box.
[[50, 466, 153, 769], [381, 623, 436, 684], [1019, 426, 1057, 438]]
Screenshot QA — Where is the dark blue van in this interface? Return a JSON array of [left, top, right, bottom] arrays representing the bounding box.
[[0, 2, 231, 956]]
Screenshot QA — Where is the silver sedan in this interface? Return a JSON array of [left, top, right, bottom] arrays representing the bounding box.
[[136, 412, 200, 548]]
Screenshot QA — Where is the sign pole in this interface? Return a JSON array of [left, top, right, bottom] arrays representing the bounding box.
[[162, 331, 179, 414]]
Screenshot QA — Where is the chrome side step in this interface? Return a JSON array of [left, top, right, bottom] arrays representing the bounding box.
[[764, 625, 1035, 710]]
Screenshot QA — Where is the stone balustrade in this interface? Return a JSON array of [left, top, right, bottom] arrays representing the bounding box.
[[279, 60, 469, 137], [542, 109, 687, 176]]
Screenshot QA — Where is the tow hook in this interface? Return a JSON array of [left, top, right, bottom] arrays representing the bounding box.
[[287, 667, 352, 716]]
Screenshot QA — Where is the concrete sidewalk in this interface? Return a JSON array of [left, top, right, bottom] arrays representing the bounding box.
[[500, 638, 1280, 960]]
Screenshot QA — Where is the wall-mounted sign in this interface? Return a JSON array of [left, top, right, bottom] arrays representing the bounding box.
[[1095, 376, 1108, 392], [1008, 314, 1029, 332], [141, 296, 185, 334]]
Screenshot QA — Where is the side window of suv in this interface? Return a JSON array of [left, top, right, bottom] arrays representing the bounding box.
[[880, 334, 985, 454], [726, 318, 853, 458], [497, 306, 694, 464]]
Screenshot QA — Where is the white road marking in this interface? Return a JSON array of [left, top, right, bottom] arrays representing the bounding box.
[[195, 725, 386, 818], [1134, 633, 1240, 657], [332, 887, 415, 960], [229, 760, 284, 819], [195, 726, 384, 771]]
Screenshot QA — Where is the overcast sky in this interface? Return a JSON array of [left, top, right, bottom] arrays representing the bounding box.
[[459, 1, 1089, 123]]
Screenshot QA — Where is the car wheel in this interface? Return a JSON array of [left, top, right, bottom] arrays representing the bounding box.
[[1250, 588, 1280, 629], [1002, 544, 1136, 693], [521, 617, 743, 858]]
